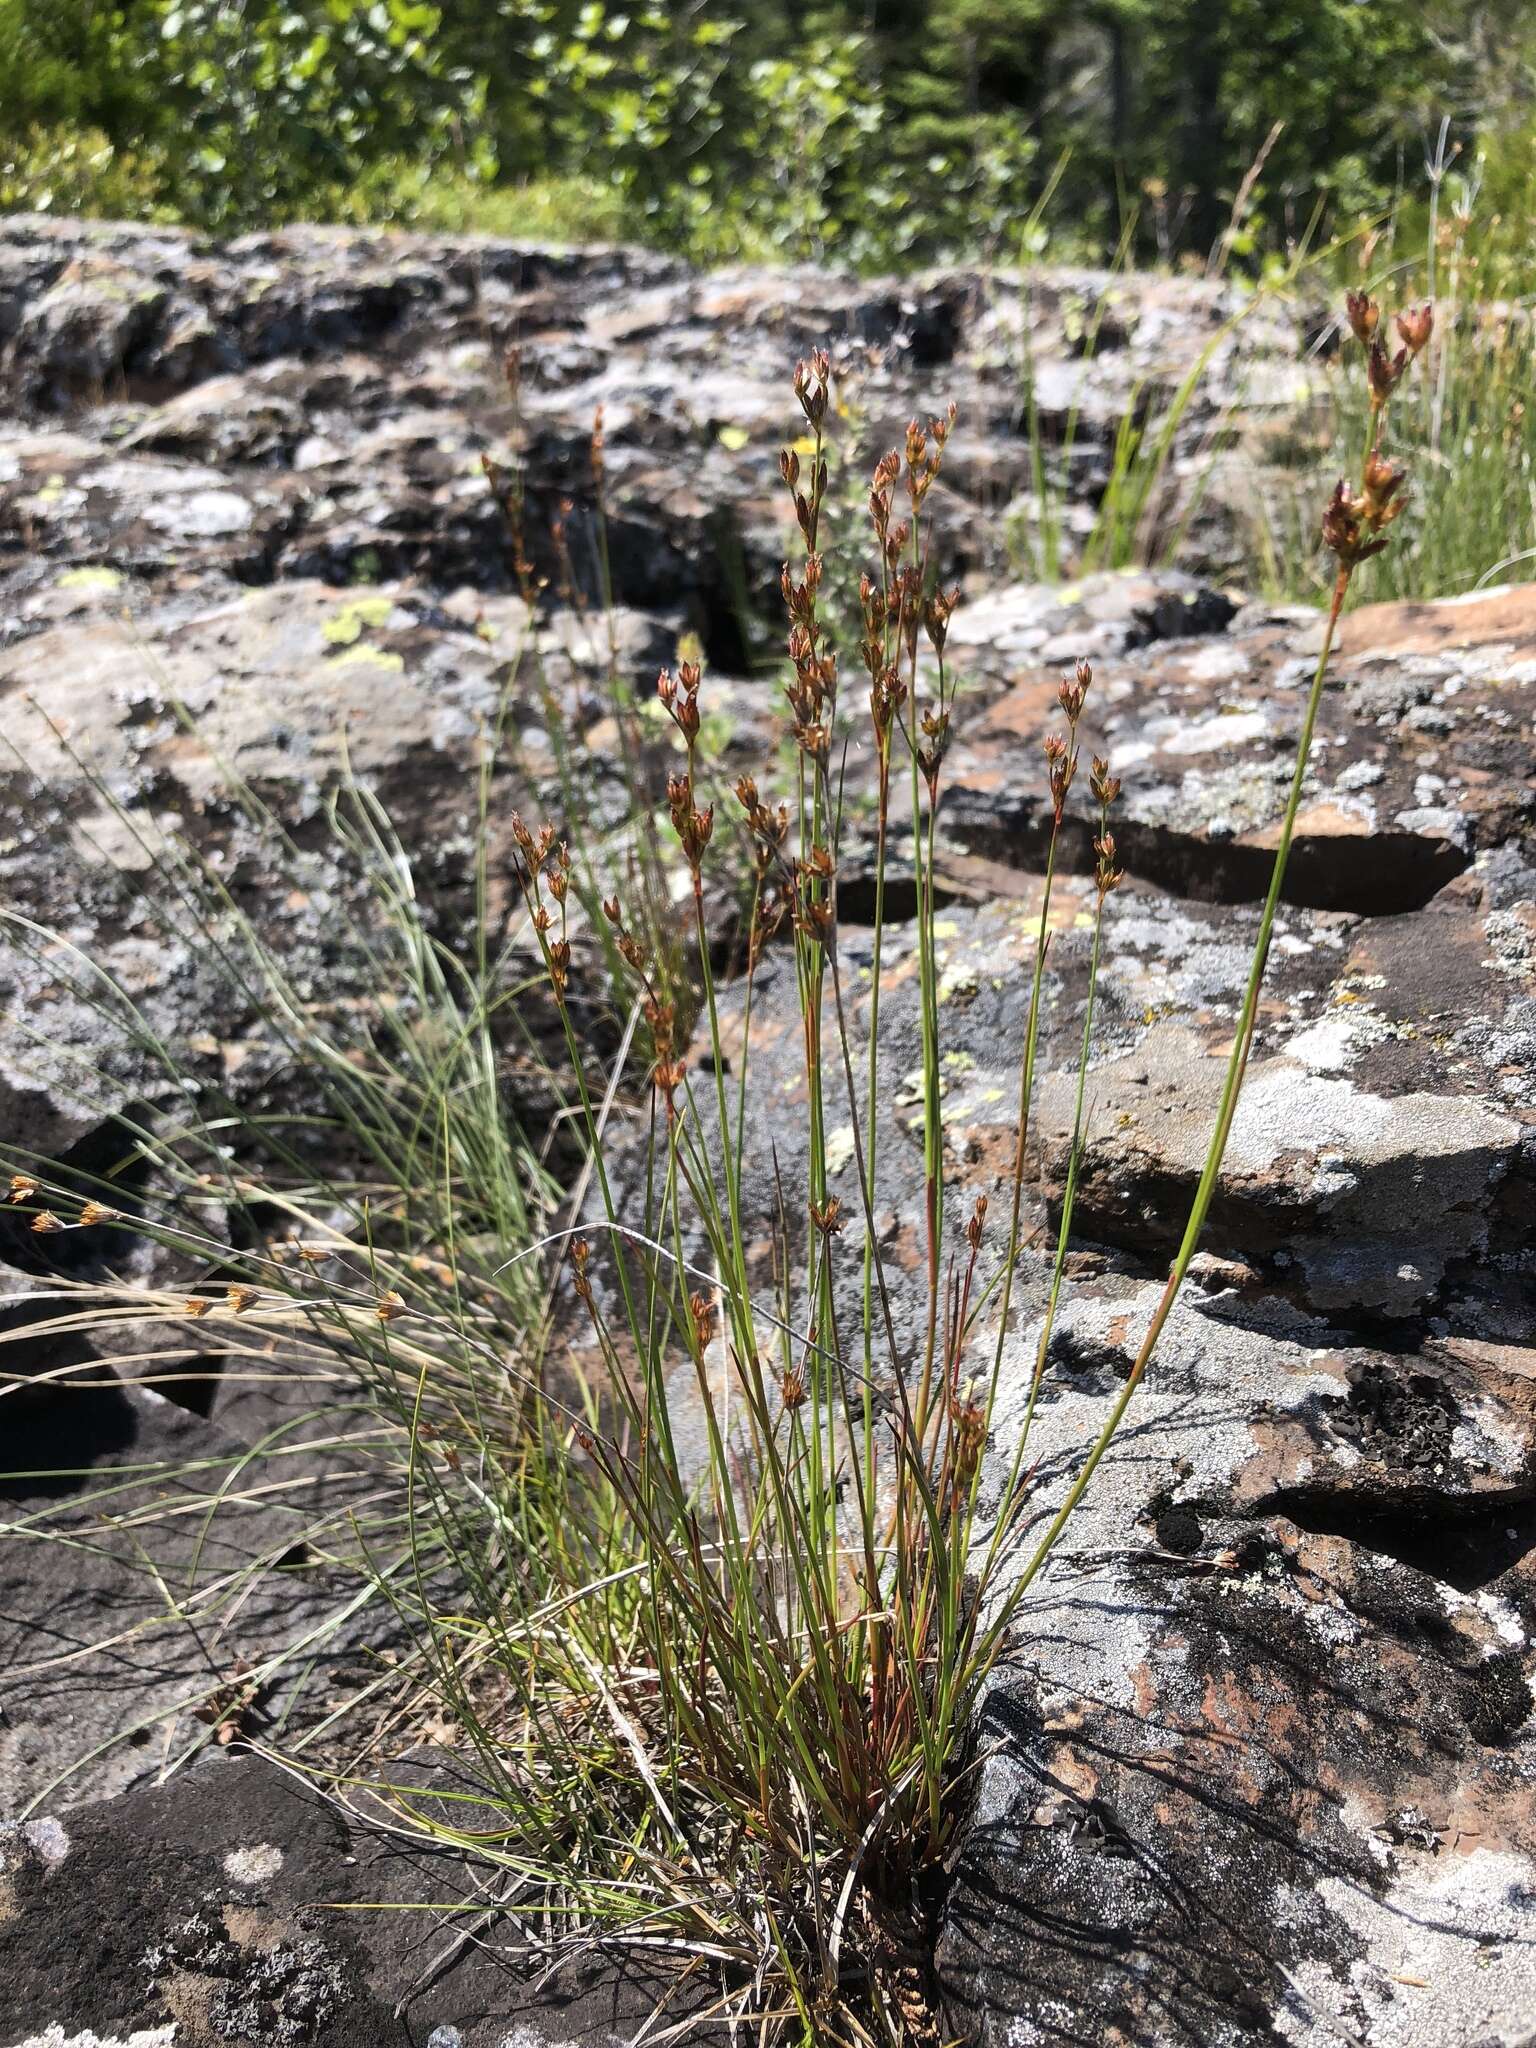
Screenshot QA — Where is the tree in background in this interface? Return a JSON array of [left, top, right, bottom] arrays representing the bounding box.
[[0, 0, 1532, 265]]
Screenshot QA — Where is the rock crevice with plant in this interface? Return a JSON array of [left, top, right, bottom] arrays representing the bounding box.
[[0, 229, 1534, 2048]]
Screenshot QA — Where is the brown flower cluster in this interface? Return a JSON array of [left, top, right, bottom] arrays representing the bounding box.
[[1090, 752, 1123, 898], [658, 662, 714, 884], [1325, 291, 1433, 571], [1043, 657, 1093, 823], [511, 815, 573, 1001]]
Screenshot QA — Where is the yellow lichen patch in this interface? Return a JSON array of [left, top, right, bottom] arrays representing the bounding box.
[[330, 643, 405, 671], [57, 566, 123, 591], [938, 958, 980, 1004], [321, 594, 395, 646]]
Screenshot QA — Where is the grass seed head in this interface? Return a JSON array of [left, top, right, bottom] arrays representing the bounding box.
[[924, 584, 959, 657], [1367, 336, 1412, 404], [1094, 829, 1124, 897], [793, 348, 831, 431], [1058, 658, 1091, 723], [1395, 304, 1434, 357], [1090, 754, 1122, 806], [1345, 288, 1380, 346]]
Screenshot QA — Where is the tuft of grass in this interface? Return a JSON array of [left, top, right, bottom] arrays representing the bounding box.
[[1007, 200, 1340, 587], [1252, 180, 1535, 605], [383, 169, 634, 247], [3, 300, 1432, 2040]]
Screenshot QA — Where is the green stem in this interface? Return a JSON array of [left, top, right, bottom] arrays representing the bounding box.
[[1016, 881, 1106, 1459], [985, 564, 1352, 1646], [989, 818, 1063, 1383]]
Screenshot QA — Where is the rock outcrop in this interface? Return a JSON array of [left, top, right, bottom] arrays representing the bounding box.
[[0, 217, 1533, 2047]]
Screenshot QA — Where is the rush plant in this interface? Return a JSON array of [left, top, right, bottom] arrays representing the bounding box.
[[2, 296, 1428, 2043]]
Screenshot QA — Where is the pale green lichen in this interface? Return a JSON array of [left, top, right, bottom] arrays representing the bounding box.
[[823, 1125, 856, 1178], [330, 643, 404, 671], [57, 566, 122, 591], [321, 595, 395, 646]]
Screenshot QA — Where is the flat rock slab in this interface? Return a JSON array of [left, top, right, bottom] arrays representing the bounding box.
[[719, 853, 1531, 1328], [0, 1753, 669, 2046], [943, 582, 1536, 916]]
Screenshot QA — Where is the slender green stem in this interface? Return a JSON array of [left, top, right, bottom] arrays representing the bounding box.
[[988, 819, 1063, 1382], [984, 564, 1352, 1646]]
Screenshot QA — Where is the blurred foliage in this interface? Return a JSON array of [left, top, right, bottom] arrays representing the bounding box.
[[1, 0, 1534, 273]]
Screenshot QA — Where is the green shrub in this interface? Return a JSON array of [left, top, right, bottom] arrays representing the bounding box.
[[0, 124, 170, 221]]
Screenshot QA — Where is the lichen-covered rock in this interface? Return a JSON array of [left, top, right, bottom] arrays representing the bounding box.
[[942, 582, 1536, 915], [1, 216, 1533, 2048], [937, 1281, 1536, 2048], [0, 1754, 694, 2046]]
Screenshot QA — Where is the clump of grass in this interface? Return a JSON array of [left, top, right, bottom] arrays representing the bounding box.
[[1008, 225, 1314, 587], [3, 297, 1429, 2040], [1254, 192, 1530, 602], [347, 312, 1424, 2032]]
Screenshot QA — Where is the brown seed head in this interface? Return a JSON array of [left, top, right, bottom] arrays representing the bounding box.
[[30, 1209, 62, 1234], [1395, 303, 1434, 357], [376, 1290, 406, 1323], [1366, 337, 1411, 405], [653, 1056, 687, 1098], [1058, 659, 1091, 723], [1344, 289, 1380, 347], [1090, 755, 1122, 807], [8, 1174, 38, 1204], [793, 349, 831, 430], [1094, 830, 1124, 896], [1361, 450, 1407, 523], [924, 584, 959, 657], [689, 1291, 715, 1350]]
